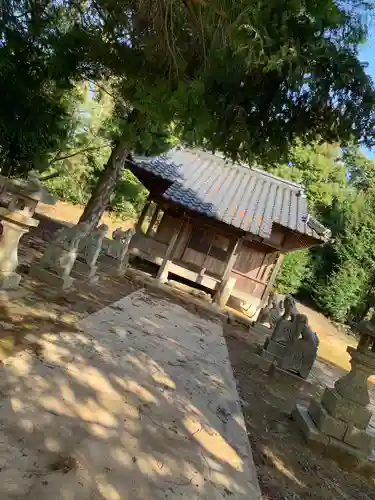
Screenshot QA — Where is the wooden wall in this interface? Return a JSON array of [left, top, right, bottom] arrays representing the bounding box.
[[231, 241, 277, 300], [154, 212, 278, 303], [155, 213, 235, 277]]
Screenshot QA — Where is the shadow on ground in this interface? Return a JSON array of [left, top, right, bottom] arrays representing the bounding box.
[[0, 289, 261, 499], [223, 325, 375, 500]]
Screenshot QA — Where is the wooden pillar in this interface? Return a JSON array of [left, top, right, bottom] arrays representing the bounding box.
[[156, 219, 184, 284], [259, 252, 284, 307], [136, 198, 151, 233], [214, 237, 242, 306], [146, 206, 161, 236]]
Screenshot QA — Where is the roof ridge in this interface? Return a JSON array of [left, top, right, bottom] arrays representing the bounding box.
[[177, 147, 304, 192], [250, 167, 304, 191], [130, 147, 329, 242]]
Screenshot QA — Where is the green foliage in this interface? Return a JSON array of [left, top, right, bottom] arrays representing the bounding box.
[[75, 0, 375, 165], [270, 143, 348, 210], [45, 85, 150, 220], [273, 143, 375, 324], [314, 188, 375, 322], [314, 260, 370, 323], [0, 1, 90, 176], [275, 250, 312, 295], [172, 0, 375, 164], [109, 170, 149, 219]]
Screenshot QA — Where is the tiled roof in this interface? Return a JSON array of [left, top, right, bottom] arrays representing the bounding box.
[[132, 148, 330, 242]]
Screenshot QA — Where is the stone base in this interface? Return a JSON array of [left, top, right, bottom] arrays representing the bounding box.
[[269, 365, 313, 391], [98, 255, 127, 277], [322, 387, 372, 430], [293, 403, 375, 474], [257, 346, 277, 363], [251, 323, 274, 338], [0, 272, 21, 291], [29, 265, 74, 291], [264, 339, 286, 360], [71, 261, 98, 285], [308, 398, 347, 440], [246, 352, 273, 373]]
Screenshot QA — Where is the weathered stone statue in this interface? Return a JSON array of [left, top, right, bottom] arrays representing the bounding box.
[[99, 227, 136, 276], [270, 295, 298, 343], [71, 223, 108, 283], [256, 292, 283, 328], [30, 222, 90, 289], [78, 224, 108, 266], [279, 314, 319, 379]]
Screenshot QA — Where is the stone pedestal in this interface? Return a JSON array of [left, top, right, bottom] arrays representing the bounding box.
[[263, 338, 286, 361], [99, 227, 135, 276], [0, 172, 55, 291], [70, 260, 99, 285], [29, 265, 74, 291], [293, 318, 375, 471], [31, 223, 90, 291], [72, 224, 108, 285], [259, 310, 319, 380]]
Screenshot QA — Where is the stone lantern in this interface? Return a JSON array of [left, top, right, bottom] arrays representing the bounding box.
[[293, 315, 375, 471], [0, 172, 56, 290]]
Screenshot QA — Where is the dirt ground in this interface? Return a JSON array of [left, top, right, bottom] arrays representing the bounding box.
[[36, 200, 134, 235], [224, 325, 375, 500], [1, 201, 375, 499]]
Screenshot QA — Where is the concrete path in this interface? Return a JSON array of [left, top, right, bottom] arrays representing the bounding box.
[[0, 290, 261, 499]]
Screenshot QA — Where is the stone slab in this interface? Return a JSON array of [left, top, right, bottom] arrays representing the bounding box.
[[251, 324, 273, 337], [29, 265, 74, 290], [0, 290, 261, 499], [262, 350, 276, 363], [269, 365, 313, 391], [71, 260, 97, 280], [344, 424, 375, 454], [98, 254, 124, 276], [324, 436, 369, 469], [322, 387, 372, 430], [293, 403, 375, 474], [308, 398, 347, 440], [0, 272, 21, 291], [246, 352, 273, 373], [292, 403, 329, 452], [264, 339, 285, 359]]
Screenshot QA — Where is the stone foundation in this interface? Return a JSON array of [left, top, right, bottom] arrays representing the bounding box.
[[0, 272, 21, 291], [71, 260, 98, 284], [292, 404, 375, 473], [98, 253, 128, 276], [29, 265, 74, 291], [293, 319, 375, 473], [263, 338, 286, 360]]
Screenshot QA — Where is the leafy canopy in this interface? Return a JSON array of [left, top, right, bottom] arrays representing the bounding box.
[[77, 0, 375, 165]]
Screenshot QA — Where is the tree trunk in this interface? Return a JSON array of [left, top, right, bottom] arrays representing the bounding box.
[[79, 139, 129, 229]]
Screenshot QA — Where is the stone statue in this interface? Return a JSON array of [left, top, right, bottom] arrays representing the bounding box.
[[30, 222, 91, 289], [279, 314, 319, 379], [100, 227, 136, 275], [271, 314, 292, 343], [78, 223, 108, 267], [282, 295, 298, 321], [111, 227, 136, 260], [40, 222, 90, 275], [269, 295, 299, 343], [257, 292, 283, 328]]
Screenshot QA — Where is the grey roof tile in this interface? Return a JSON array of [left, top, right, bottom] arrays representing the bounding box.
[[133, 148, 330, 242]]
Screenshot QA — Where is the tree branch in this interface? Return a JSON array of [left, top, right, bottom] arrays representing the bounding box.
[[50, 144, 110, 164], [40, 172, 60, 181], [86, 79, 127, 111]]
